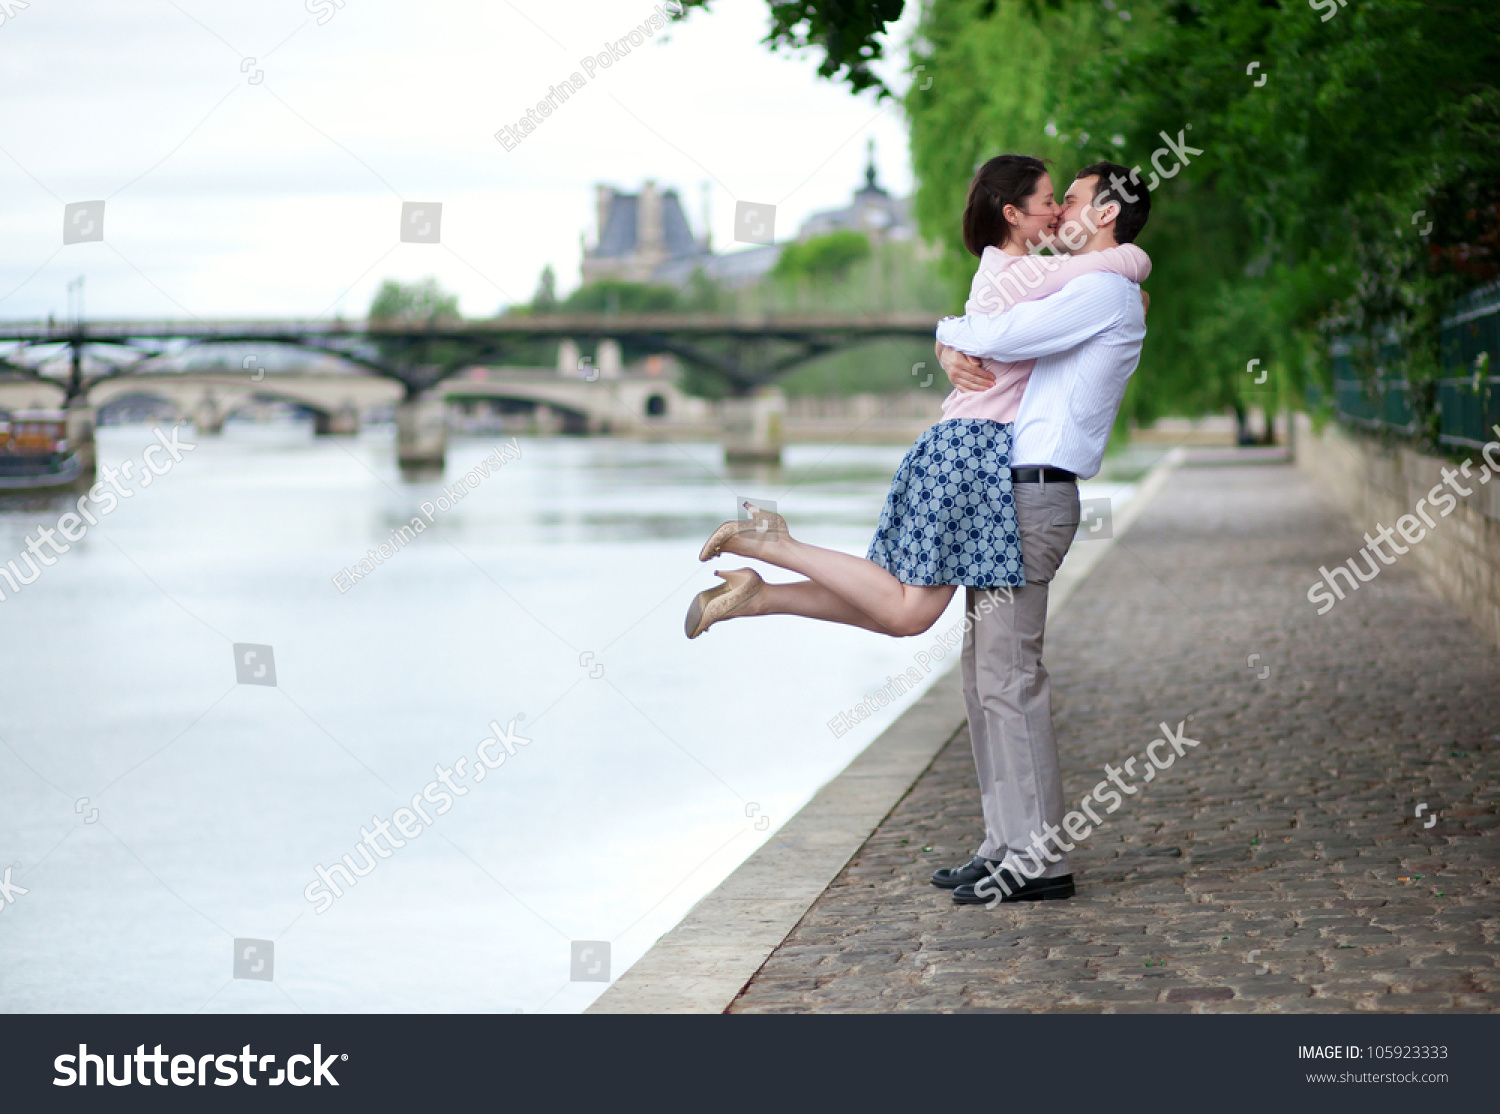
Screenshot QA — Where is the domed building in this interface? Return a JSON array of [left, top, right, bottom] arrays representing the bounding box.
[[796, 140, 913, 244], [585, 142, 914, 291]]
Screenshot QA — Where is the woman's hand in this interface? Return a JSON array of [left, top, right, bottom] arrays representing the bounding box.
[[1141, 289, 1150, 316], [937, 343, 995, 393]]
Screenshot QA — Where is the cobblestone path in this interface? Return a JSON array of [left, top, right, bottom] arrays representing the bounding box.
[[730, 463, 1500, 1012]]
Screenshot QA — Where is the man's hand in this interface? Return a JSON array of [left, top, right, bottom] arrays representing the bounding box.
[[1141, 289, 1150, 316], [937, 342, 995, 393]]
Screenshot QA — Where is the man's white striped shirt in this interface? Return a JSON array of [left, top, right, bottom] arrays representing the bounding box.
[[935, 272, 1146, 480]]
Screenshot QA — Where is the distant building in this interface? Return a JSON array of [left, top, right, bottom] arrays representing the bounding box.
[[580, 181, 710, 286], [797, 140, 913, 244], [584, 146, 915, 291], [652, 243, 781, 290]]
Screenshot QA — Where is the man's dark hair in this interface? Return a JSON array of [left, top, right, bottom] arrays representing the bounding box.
[[1075, 161, 1151, 244], [962, 154, 1051, 257]]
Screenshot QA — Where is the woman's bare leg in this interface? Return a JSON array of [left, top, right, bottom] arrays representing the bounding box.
[[719, 531, 955, 637], [728, 578, 954, 636]]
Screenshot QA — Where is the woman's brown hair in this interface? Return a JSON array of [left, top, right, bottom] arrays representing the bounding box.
[[962, 154, 1050, 257]]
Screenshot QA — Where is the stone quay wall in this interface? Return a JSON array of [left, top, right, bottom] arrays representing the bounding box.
[[1294, 413, 1500, 649]]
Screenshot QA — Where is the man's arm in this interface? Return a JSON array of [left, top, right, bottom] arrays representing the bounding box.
[[935, 340, 994, 392], [936, 337, 993, 390], [935, 273, 1130, 363]]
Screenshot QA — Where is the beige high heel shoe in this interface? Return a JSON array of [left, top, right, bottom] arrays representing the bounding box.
[[698, 501, 789, 562], [684, 568, 764, 639]]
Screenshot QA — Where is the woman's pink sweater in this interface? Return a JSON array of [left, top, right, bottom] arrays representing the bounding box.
[[939, 243, 1151, 424]]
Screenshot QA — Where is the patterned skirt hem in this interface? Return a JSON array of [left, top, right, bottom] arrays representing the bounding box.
[[864, 418, 1027, 589]]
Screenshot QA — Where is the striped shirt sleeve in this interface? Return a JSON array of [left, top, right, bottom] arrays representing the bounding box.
[[936, 273, 1132, 363]]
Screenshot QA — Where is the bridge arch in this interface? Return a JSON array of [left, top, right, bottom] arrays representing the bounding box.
[[95, 389, 181, 425], [446, 389, 593, 435], [83, 373, 402, 434]]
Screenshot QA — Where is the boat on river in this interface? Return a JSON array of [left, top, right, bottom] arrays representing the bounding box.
[[0, 410, 83, 491]]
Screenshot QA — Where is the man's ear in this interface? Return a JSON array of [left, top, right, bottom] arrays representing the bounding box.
[[1095, 199, 1121, 229]]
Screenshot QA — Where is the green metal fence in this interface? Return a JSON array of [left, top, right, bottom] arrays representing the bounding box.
[[1330, 283, 1500, 446], [1436, 377, 1500, 449], [1439, 280, 1500, 449], [1331, 335, 1416, 435]]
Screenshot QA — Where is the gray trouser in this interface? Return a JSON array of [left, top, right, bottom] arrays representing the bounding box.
[[961, 480, 1080, 878]]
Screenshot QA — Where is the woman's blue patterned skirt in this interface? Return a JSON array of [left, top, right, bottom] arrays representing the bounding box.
[[865, 418, 1025, 589]]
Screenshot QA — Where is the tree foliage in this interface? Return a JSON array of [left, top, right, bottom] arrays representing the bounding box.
[[772, 231, 872, 283], [1055, 0, 1500, 435], [368, 277, 460, 324], [365, 278, 466, 393], [531, 265, 558, 313], [677, 0, 906, 97], [559, 280, 681, 314], [703, 0, 1500, 437]]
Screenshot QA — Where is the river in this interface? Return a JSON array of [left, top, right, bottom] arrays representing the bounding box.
[[0, 420, 1134, 1012]]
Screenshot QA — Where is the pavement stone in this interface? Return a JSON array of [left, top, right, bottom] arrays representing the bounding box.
[[729, 463, 1500, 1013]]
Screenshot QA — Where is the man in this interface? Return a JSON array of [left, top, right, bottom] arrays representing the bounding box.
[[928, 162, 1151, 906]]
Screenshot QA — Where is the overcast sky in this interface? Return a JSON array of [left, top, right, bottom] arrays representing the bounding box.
[[0, 0, 919, 321]]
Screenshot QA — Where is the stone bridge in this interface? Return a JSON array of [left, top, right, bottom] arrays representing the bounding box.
[[444, 370, 706, 434], [0, 368, 705, 433], [0, 311, 937, 471]]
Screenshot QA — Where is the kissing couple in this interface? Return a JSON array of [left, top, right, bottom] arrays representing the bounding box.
[[686, 155, 1152, 906]]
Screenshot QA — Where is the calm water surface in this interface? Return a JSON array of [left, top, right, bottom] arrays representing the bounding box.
[[0, 422, 1131, 1012]]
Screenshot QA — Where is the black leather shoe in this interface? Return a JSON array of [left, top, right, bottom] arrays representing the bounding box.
[[952, 868, 1075, 905], [931, 855, 1002, 890]]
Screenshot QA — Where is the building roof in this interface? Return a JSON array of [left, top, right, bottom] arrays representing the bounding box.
[[653, 244, 782, 289], [795, 140, 912, 242], [595, 188, 702, 260], [586, 148, 913, 291]]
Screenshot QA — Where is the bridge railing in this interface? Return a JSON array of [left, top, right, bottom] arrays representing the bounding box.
[[0, 312, 943, 342]]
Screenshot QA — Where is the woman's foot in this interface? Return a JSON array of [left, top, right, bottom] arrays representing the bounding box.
[[698, 501, 789, 562], [684, 568, 764, 639]]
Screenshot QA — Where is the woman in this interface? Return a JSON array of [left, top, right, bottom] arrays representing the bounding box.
[[684, 154, 1149, 640]]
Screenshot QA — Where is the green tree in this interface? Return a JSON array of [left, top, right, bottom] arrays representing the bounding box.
[[726, 238, 953, 397], [561, 280, 680, 314], [531, 265, 558, 313], [677, 0, 905, 97], [691, 0, 1500, 444], [1061, 0, 1500, 440], [680, 267, 723, 313], [772, 231, 872, 284], [366, 278, 466, 394], [368, 277, 460, 323]]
